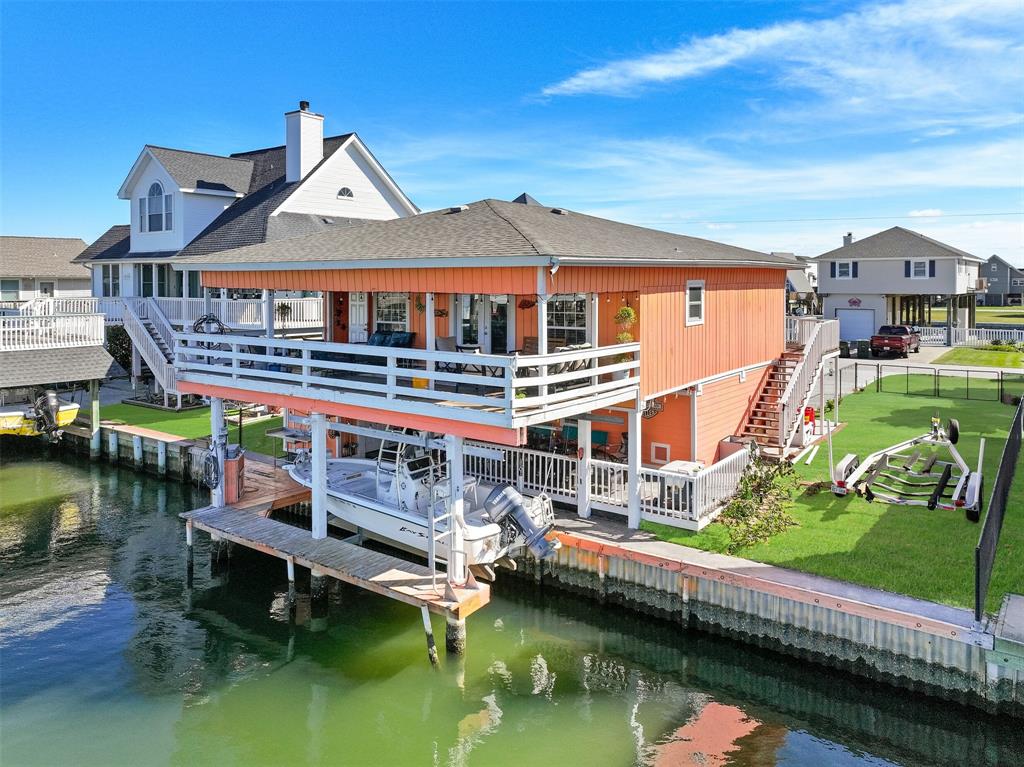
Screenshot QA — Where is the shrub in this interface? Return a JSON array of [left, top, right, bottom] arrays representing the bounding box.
[[105, 326, 132, 373], [718, 455, 798, 553], [991, 338, 1006, 347]]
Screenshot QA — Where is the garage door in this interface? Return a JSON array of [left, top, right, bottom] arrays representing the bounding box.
[[835, 308, 875, 341]]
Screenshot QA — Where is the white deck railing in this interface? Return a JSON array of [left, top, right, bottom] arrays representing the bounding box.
[[778, 319, 840, 450], [0, 313, 105, 351], [918, 326, 1024, 347], [154, 296, 323, 329], [465, 440, 752, 529], [174, 332, 641, 429]]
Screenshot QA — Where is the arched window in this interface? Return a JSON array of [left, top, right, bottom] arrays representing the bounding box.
[[139, 181, 172, 232], [337, 187, 354, 199]]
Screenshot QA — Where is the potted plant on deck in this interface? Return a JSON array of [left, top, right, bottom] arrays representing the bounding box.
[[613, 305, 637, 379]]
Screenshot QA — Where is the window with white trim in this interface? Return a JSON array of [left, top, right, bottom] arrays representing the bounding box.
[[836, 261, 852, 279], [374, 292, 409, 332], [686, 280, 705, 326], [0, 279, 18, 301], [139, 182, 173, 232], [991, 263, 998, 271], [547, 293, 588, 344], [911, 260, 928, 278], [101, 264, 120, 297]]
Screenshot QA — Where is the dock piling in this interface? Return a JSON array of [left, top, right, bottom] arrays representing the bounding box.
[[89, 379, 101, 459], [157, 441, 167, 476], [133, 435, 143, 469], [107, 430, 118, 464], [210, 535, 228, 576], [445, 617, 466, 655], [286, 556, 296, 606], [421, 606, 439, 666]]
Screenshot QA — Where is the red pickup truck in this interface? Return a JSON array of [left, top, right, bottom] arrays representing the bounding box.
[[870, 325, 921, 358]]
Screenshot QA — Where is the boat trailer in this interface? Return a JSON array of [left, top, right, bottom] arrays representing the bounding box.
[[831, 417, 984, 522]]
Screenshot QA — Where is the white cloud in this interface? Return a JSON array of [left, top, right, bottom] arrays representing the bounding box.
[[542, 0, 1024, 136], [909, 209, 943, 217]]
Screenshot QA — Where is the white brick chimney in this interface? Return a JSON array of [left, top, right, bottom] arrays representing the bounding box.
[[285, 100, 324, 182]]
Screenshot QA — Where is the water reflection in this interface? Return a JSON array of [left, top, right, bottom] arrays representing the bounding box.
[[1, 445, 1022, 767]]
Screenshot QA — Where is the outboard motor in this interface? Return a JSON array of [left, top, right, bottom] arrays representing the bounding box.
[[33, 390, 62, 441], [484, 485, 561, 560]]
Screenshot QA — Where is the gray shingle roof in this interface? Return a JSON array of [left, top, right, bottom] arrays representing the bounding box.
[[230, 134, 353, 193], [813, 226, 984, 262], [73, 225, 129, 263], [146, 146, 253, 194], [1, 237, 89, 278], [176, 198, 795, 269], [0, 346, 118, 388]]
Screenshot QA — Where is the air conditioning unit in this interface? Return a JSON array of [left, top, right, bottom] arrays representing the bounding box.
[[975, 278, 988, 292]]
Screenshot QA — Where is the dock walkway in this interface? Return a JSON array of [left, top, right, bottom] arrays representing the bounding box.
[[182, 504, 489, 622]]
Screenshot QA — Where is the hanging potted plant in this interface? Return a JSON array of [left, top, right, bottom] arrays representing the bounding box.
[[613, 305, 637, 377]]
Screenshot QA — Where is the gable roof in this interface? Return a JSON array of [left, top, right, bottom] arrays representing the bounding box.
[[176, 198, 796, 270], [812, 226, 984, 263], [230, 133, 353, 194], [74, 225, 130, 263], [984, 253, 1024, 276], [1, 236, 89, 278], [786, 269, 814, 293]]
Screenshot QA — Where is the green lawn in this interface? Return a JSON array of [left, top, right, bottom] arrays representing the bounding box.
[[100, 403, 284, 457], [644, 382, 1023, 613], [932, 347, 1024, 369], [928, 305, 1024, 325]]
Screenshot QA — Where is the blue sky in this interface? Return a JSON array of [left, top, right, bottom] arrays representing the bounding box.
[[2, 0, 1022, 262]]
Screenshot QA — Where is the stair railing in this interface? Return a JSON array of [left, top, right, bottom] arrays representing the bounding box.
[[121, 299, 177, 394], [777, 319, 840, 450]]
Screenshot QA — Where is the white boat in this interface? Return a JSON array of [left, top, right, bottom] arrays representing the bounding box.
[[285, 435, 560, 578]]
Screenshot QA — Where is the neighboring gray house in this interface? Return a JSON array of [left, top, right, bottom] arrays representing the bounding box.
[[979, 254, 1023, 306], [811, 227, 984, 341], [0, 236, 89, 302]]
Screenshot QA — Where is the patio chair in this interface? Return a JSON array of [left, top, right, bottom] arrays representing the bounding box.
[[594, 432, 628, 462], [554, 424, 578, 454]]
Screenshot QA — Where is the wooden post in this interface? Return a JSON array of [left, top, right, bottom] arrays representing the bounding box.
[[626, 407, 642, 529], [89, 379, 101, 458], [445, 434, 467, 585], [311, 412, 328, 539], [425, 292, 436, 389], [577, 418, 592, 518], [945, 297, 954, 346], [286, 556, 296, 606], [505, 293, 516, 352], [537, 294, 549, 398], [210, 396, 226, 508], [157, 440, 167, 476], [133, 435, 143, 468], [108, 430, 118, 464], [263, 289, 275, 338], [421, 605, 439, 665], [589, 293, 600, 386], [185, 518, 194, 585]]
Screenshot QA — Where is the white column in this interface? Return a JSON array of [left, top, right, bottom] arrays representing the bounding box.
[[445, 434, 467, 585], [89, 379, 102, 458], [425, 292, 436, 389], [833, 357, 840, 423], [576, 419, 592, 518], [263, 289, 275, 338], [311, 412, 328, 539], [537, 295, 549, 398], [626, 407, 642, 529], [203, 286, 213, 316], [589, 293, 600, 385], [506, 294, 516, 352], [210, 396, 226, 507]]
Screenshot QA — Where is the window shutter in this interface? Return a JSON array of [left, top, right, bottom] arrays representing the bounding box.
[[852, 262, 859, 278], [904, 260, 911, 278], [165, 194, 173, 230], [830, 262, 836, 278], [928, 259, 936, 278], [139, 198, 147, 232]]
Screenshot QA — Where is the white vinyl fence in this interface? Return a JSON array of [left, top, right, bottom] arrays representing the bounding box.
[[918, 326, 1024, 347]]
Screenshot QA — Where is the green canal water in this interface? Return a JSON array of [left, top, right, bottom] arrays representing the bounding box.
[[1, 446, 1021, 767]]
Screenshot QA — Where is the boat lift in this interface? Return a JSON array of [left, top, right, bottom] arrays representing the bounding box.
[[830, 416, 984, 522]]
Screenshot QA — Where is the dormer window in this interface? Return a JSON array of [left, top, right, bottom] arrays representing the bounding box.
[[139, 182, 172, 232], [337, 187, 354, 199]]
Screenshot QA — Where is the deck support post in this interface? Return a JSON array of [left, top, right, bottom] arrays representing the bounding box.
[[421, 606, 439, 666], [445, 434, 468, 586], [210, 535, 228, 576], [286, 556, 296, 605], [131, 345, 142, 393], [445, 617, 466, 655], [210, 396, 227, 508], [108, 430, 118, 464], [626, 407, 642, 529], [263, 289, 275, 338], [425, 292, 436, 390], [833, 358, 840, 424], [576, 418, 592, 518], [311, 412, 328, 540], [185, 519, 194, 583], [310, 570, 328, 630], [157, 440, 167, 476], [537, 291, 549, 398], [89, 379, 101, 458]]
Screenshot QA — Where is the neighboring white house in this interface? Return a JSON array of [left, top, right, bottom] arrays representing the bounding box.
[[0, 236, 90, 301], [812, 227, 984, 341], [75, 101, 419, 303]]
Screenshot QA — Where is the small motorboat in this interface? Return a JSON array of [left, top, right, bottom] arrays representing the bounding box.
[[0, 390, 79, 441], [286, 433, 560, 579]]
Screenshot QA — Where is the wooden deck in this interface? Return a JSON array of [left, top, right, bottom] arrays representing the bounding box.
[[232, 456, 311, 516], [181, 504, 490, 621]]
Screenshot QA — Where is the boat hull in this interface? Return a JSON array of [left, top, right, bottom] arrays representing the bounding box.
[[0, 403, 79, 437]]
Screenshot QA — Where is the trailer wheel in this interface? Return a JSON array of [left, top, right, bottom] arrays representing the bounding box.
[[947, 419, 960, 445]]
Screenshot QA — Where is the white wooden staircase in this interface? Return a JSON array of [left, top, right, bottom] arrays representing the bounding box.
[[121, 298, 178, 397]]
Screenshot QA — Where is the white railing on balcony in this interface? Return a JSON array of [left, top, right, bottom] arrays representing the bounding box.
[[0, 313, 105, 351], [778, 319, 840, 449], [154, 296, 323, 329], [465, 440, 752, 529], [785, 315, 822, 343], [174, 332, 640, 429]]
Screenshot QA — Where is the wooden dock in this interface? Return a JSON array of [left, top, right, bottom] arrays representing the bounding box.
[[231, 455, 311, 516], [181, 505, 490, 622]]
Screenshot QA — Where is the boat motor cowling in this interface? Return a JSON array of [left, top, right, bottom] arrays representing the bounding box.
[[483, 485, 561, 560], [33, 390, 61, 441]]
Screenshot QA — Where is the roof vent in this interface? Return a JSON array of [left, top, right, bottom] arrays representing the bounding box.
[[448, 205, 469, 214], [551, 208, 569, 216]]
